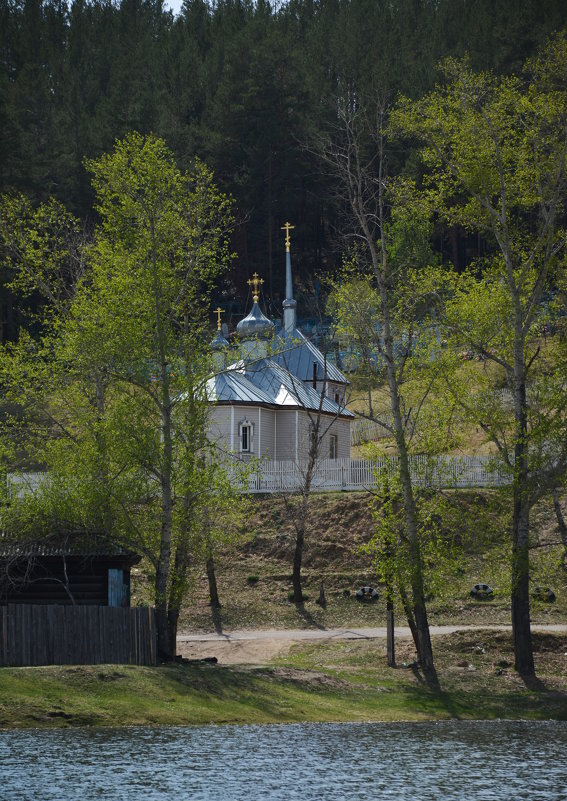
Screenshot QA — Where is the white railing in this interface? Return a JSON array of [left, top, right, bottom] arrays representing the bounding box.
[[7, 455, 511, 500], [350, 417, 393, 445], [241, 455, 511, 493]]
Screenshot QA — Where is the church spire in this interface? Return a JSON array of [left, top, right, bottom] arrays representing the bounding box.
[[281, 221, 297, 334]]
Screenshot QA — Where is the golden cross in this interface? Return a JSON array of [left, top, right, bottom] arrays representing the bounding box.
[[215, 306, 224, 331], [247, 272, 264, 303], [281, 221, 295, 252]]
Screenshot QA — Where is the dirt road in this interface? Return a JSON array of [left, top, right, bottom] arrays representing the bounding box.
[[176, 624, 567, 665]]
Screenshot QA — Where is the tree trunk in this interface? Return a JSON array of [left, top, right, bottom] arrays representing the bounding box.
[[381, 297, 435, 673], [386, 599, 395, 668], [291, 455, 316, 603], [152, 232, 175, 661], [155, 564, 172, 659], [166, 540, 192, 659], [511, 353, 535, 676], [398, 582, 418, 653], [552, 489, 567, 566], [511, 492, 534, 675], [206, 556, 221, 608], [292, 525, 305, 603], [155, 407, 174, 659]]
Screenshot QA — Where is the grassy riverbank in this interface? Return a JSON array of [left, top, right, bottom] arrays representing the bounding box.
[[1, 630, 566, 729]]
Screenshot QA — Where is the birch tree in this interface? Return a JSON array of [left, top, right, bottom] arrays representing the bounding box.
[[1, 134, 236, 658], [392, 34, 567, 675], [317, 98, 438, 676]]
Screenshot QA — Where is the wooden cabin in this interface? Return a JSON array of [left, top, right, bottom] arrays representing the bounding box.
[[0, 535, 139, 607], [0, 535, 155, 667]]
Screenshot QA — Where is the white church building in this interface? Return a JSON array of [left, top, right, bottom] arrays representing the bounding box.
[[206, 224, 353, 465]]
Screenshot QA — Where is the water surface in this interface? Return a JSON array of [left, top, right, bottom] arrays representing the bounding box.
[[2, 721, 566, 801]]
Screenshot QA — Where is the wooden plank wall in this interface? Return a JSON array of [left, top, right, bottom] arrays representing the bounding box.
[[0, 604, 157, 666]]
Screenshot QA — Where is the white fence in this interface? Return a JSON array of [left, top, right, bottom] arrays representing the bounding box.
[[8, 455, 511, 501], [350, 418, 393, 445], [243, 455, 511, 494]]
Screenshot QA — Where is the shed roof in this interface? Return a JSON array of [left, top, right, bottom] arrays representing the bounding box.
[[0, 532, 140, 562]]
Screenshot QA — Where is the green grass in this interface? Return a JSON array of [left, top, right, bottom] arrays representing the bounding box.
[[1, 630, 566, 729]]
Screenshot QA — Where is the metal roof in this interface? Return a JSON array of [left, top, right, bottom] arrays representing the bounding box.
[[236, 301, 275, 340], [206, 368, 275, 405], [208, 357, 354, 417], [271, 328, 348, 385]]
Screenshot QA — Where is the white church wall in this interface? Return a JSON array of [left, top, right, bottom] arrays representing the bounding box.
[[208, 406, 233, 452], [275, 410, 299, 460]]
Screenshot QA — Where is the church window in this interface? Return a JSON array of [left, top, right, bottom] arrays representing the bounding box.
[[329, 434, 338, 460], [239, 420, 253, 453]]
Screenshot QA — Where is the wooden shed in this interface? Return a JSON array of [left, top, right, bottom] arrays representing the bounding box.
[[0, 534, 156, 666], [0, 534, 139, 607]]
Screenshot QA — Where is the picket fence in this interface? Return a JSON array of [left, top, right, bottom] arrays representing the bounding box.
[[8, 455, 511, 500], [350, 418, 392, 445], [240, 455, 511, 494]]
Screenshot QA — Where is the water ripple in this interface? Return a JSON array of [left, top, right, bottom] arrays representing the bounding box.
[[1, 721, 567, 801]]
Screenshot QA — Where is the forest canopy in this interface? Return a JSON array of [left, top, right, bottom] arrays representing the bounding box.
[[1, 0, 566, 323]]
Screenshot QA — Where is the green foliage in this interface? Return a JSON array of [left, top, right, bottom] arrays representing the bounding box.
[[391, 37, 567, 673], [1, 0, 564, 292], [0, 133, 240, 655], [364, 472, 464, 606]]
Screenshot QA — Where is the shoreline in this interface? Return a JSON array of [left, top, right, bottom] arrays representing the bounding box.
[[1, 628, 566, 730]]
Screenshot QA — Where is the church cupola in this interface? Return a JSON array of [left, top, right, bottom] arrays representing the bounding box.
[[211, 306, 229, 371], [236, 272, 274, 360], [281, 221, 297, 335]]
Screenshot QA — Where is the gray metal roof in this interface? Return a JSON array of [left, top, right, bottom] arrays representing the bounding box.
[[271, 328, 348, 385], [211, 329, 229, 351], [208, 357, 354, 417], [206, 368, 274, 405], [236, 301, 275, 340]]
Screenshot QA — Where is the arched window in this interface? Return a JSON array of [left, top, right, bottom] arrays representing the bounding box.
[[238, 419, 254, 453], [329, 434, 338, 460]]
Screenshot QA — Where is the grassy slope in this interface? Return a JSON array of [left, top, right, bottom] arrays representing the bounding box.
[[1, 630, 566, 728], [170, 489, 567, 634]]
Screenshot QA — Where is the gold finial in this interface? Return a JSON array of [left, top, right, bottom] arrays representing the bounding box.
[[247, 272, 264, 303], [281, 221, 295, 252], [215, 306, 224, 331]]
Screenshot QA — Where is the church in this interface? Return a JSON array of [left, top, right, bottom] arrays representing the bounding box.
[[206, 224, 353, 464]]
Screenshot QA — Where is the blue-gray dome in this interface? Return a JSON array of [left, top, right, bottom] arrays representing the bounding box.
[[211, 329, 229, 351], [236, 302, 275, 341]]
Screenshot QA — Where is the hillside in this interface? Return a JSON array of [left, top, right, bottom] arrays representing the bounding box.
[[129, 489, 567, 634]]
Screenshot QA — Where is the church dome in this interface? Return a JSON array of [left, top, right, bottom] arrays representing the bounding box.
[[236, 301, 274, 341], [236, 272, 274, 341], [210, 329, 229, 351]]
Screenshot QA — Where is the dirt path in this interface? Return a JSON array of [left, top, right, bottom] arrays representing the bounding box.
[[176, 624, 567, 665]]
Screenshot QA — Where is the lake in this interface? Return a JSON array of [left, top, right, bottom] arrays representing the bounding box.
[[1, 721, 566, 800]]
